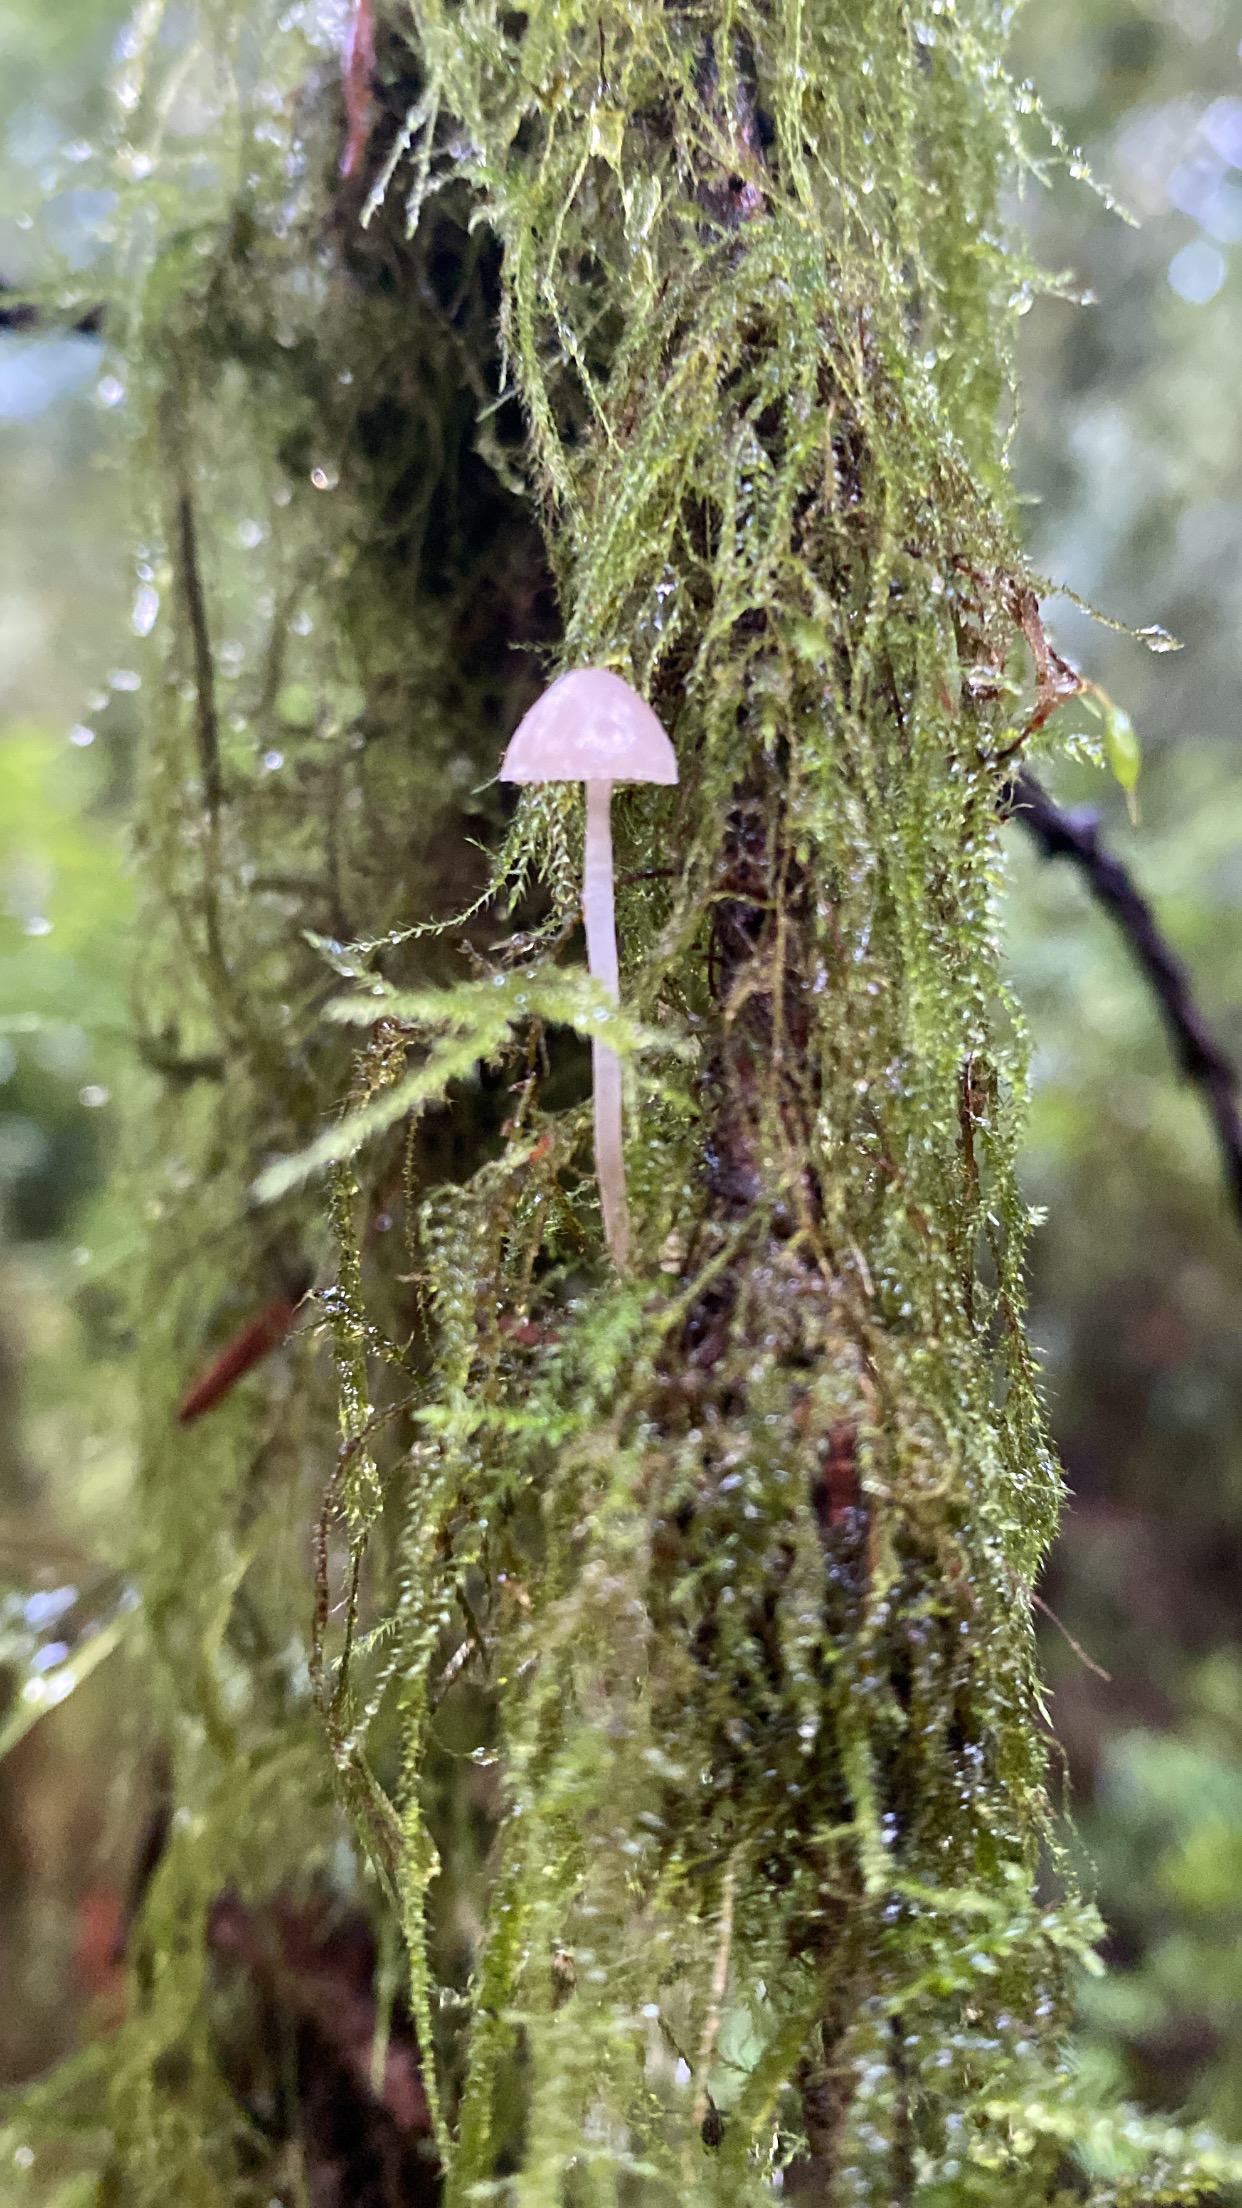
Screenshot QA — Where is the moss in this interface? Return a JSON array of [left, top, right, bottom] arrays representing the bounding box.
[[7, 2, 1242, 2203], [324, 1, 1084, 2195]]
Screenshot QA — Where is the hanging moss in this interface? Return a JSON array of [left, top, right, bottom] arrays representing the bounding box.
[[6, 2, 1242, 2204]]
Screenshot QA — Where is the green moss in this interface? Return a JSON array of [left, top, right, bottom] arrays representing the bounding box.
[[7, 1, 1242, 2202]]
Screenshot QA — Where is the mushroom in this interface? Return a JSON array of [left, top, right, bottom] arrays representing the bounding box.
[[501, 668, 678, 1266]]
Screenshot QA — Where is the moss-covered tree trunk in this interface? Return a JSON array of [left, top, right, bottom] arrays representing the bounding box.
[[15, 4, 1242, 2205]]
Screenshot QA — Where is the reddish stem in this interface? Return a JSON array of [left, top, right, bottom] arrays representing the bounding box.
[[340, 0, 377, 180], [177, 1294, 303, 1425]]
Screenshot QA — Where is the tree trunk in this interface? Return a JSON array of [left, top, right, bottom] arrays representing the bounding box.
[[14, 2, 1234, 2203]]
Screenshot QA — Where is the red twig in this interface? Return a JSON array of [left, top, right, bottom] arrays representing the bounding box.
[[340, 0, 377, 180], [1007, 584, 1083, 740], [177, 1293, 305, 1424]]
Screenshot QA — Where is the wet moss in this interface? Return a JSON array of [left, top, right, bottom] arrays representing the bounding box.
[[9, 3, 1242, 2203]]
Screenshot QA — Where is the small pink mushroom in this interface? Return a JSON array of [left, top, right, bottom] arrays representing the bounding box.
[[501, 668, 678, 1266]]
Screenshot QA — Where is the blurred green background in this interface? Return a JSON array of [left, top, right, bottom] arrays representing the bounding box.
[[2, 0, 1242, 2144]]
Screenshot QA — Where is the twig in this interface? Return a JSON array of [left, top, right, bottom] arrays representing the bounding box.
[[176, 488, 223, 821], [161, 428, 241, 1021], [177, 1291, 308, 1425], [1006, 769, 1242, 1226], [1030, 1592, 1111, 1683], [340, 0, 378, 180]]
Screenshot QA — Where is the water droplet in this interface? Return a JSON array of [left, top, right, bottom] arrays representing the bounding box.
[[132, 584, 159, 636], [25, 1587, 77, 1629], [1168, 239, 1225, 305]]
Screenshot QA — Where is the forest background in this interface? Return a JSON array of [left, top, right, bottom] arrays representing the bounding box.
[[2, 0, 1242, 2167]]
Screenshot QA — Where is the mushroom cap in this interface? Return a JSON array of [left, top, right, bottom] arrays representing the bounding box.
[[500, 667, 678, 785]]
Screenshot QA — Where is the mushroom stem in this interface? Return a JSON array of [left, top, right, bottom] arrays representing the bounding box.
[[583, 776, 629, 1266]]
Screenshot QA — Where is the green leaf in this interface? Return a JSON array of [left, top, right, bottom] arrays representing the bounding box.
[[1104, 703, 1140, 818]]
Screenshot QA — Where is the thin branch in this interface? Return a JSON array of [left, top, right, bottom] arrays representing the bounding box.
[[176, 487, 223, 822], [1030, 1591, 1111, 1683], [176, 1291, 308, 1425], [1006, 769, 1242, 1226]]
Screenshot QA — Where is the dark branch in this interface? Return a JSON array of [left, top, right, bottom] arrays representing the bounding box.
[[175, 488, 223, 821], [1006, 768, 1242, 1225]]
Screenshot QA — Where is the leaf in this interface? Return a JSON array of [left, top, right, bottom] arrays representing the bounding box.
[[1103, 702, 1141, 821]]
